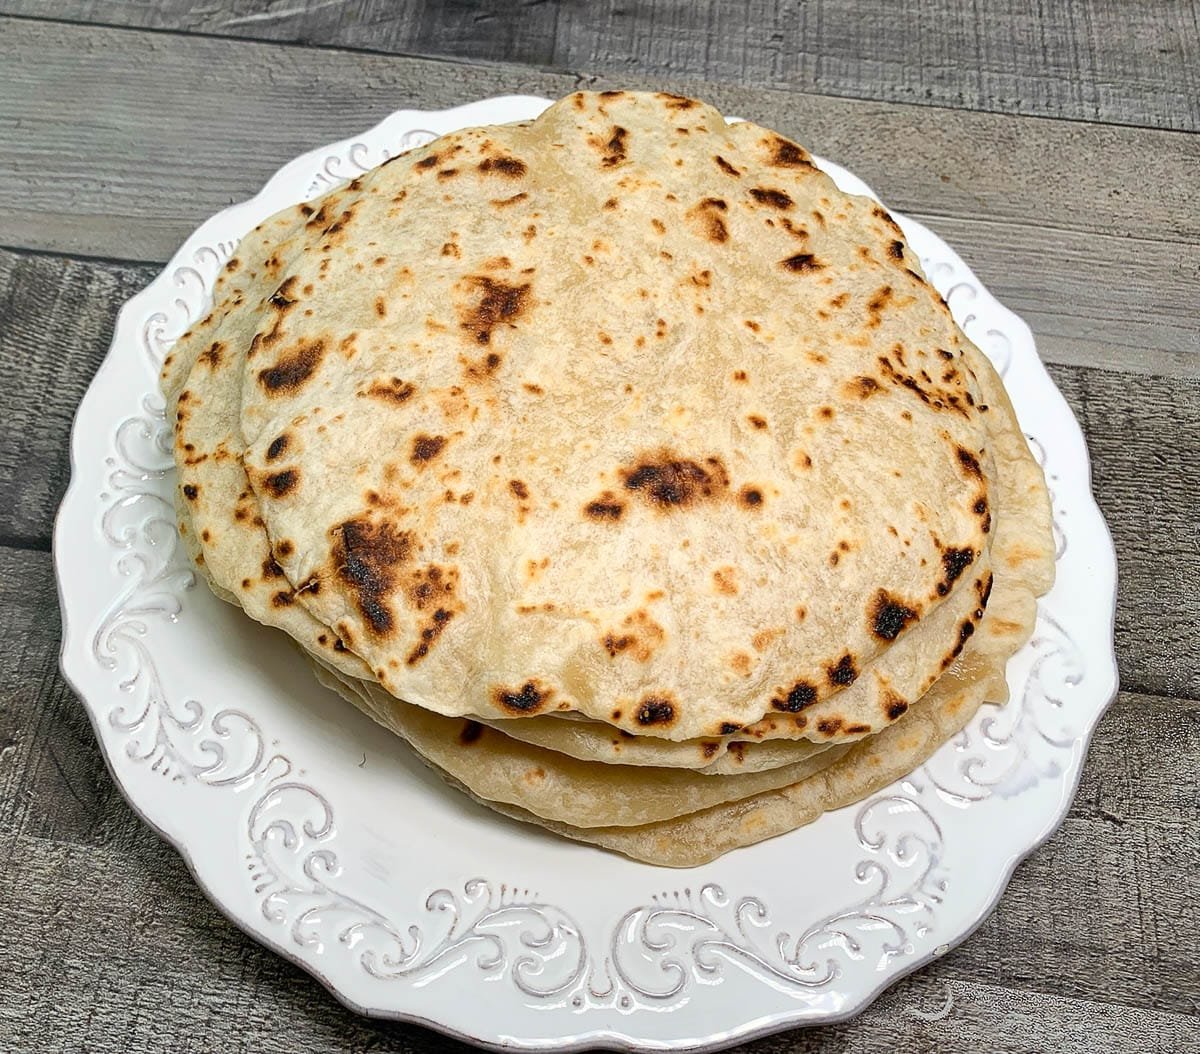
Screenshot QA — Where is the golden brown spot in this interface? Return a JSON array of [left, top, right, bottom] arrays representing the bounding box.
[[621, 452, 729, 509], [714, 155, 741, 176], [730, 652, 753, 675], [441, 242, 461, 259], [885, 693, 910, 721], [772, 681, 817, 713], [493, 680, 552, 714], [478, 155, 527, 178], [712, 566, 738, 595], [732, 370, 748, 382], [509, 479, 529, 500], [749, 187, 794, 210], [304, 202, 333, 229], [596, 126, 628, 167], [769, 136, 815, 169], [603, 634, 635, 657], [258, 341, 325, 394], [492, 192, 528, 208], [871, 590, 919, 641], [262, 469, 298, 498], [781, 253, 824, 273], [687, 197, 729, 244], [602, 609, 666, 663], [406, 605, 457, 665], [332, 519, 412, 637], [747, 414, 768, 430], [957, 447, 983, 478], [585, 492, 625, 521], [410, 434, 447, 466], [848, 376, 881, 399], [872, 205, 904, 236], [635, 696, 676, 726], [866, 285, 894, 326], [739, 486, 763, 509], [363, 378, 415, 404], [938, 547, 976, 596], [752, 629, 783, 653], [827, 654, 858, 687], [457, 275, 532, 345], [198, 341, 224, 368]]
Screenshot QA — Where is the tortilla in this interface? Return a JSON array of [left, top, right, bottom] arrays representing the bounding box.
[[408, 343, 1054, 863], [309, 656, 852, 828], [230, 90, 998, 742]]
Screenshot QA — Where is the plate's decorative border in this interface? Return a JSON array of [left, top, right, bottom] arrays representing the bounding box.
[[58, 98, 1118, 1050]]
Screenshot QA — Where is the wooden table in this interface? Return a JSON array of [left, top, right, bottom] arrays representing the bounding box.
[[1, 5, 1197, 1051]]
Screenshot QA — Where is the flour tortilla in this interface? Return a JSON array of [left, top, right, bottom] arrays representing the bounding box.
[[309, 656, 852, 827], [234, 90, 998, 742], [410, 344, 1054, 863], [170, 198, 377, 680], [169, 207, 922, 773]]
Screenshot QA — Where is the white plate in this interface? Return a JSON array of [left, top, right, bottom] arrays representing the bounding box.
[[55, 95, 1118, 1051]]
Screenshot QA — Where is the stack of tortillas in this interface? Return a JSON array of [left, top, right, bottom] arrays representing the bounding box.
[[162, 91, 1054, 866]]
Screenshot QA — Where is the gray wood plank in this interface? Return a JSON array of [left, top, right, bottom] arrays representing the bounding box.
[[4, 15, 1197, 249], [2, 543, 1197, 1023], [3, 0, 1197, 131], [0, 828, 1195, 1053], [4, 246, 1196, 697], [1049, 360, 1200, 702], [0, 249, 155, 550], [2, 18, 1196, 380]]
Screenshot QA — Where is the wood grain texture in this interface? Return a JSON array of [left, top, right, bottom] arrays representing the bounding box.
[[3, 246, 1195, 697], [0, 248, 154, 550], [2, 18, 1197, 379], [1, 545, 1198, 1042], [3, 0, 1197, 131], [1, 830, 1196, 1054]]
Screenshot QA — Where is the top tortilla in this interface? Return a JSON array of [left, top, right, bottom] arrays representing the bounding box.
[[174, 90, 998, 743]]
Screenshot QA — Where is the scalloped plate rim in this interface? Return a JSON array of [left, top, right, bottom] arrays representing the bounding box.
[[53, 93, 1119, 1052]]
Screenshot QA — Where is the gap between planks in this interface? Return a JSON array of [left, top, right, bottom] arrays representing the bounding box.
[[0, 0, 1196, 133]]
